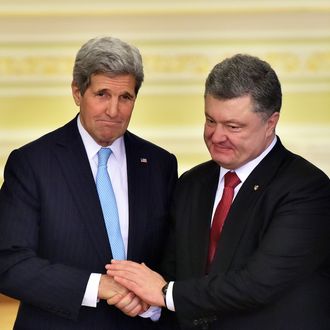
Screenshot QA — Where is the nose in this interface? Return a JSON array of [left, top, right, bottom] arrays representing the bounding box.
[[105, 98, 119, 117], [211, 124, 227, 143]]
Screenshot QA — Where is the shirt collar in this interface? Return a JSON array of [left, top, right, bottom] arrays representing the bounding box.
[[219, 136, 277, 184]]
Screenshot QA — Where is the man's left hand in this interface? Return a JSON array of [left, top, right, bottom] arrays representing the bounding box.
[[106, 260, 166, 307]]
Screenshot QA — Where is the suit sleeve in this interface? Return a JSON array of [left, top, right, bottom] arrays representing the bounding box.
[[0, 149, 90, 321], [172, 168, 330, 325]]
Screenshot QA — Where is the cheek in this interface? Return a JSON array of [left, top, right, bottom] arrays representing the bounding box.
[[80, 105, 100, 127], [203, 126, 212, 140], [226, 135, 250, 156], [235, 134, 261, 158], [203, 134, 211, 148], [122, 106, 134, 121], [82, 100, 102, 115]]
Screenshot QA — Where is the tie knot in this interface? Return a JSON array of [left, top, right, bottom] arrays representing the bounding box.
[[98, 148, 112, 167], [224, 171, 241, 189]]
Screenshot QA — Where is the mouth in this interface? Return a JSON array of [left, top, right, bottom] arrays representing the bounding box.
[[212, 143, 232, 151], [97, 119, 122, 125]]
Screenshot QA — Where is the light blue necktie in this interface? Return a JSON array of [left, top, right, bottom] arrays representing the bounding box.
[[96, 147, 125, 260]]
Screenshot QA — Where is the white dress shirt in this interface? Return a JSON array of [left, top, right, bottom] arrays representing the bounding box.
[[165, 136, 278, 311]]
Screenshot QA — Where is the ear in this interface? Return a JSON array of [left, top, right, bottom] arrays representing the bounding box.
[[71, 81, 81, 106], [266, 112, 280, 136]]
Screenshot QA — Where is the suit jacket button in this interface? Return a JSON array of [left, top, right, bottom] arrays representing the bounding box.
[[193, 319, 199, 326]]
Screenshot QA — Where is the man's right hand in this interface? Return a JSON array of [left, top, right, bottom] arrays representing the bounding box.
[[98, 274, 128, 301], [98, 274, 148, 317]]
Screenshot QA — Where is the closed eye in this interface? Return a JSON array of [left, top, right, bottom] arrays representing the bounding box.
[[205, 117, 216, 125], [120, 93, 135, 101], [96, 90, 109, 98], [227, 124, 241, 131]]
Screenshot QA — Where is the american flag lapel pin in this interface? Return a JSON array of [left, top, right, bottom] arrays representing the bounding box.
[[140, 157, 148, 163]]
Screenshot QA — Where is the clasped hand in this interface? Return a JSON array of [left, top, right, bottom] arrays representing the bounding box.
[[98, 273, 149, 317], [106, 260, 167, 307]]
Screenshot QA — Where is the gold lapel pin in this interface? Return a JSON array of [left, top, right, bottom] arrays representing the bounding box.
[[253, 185, 259, 191]]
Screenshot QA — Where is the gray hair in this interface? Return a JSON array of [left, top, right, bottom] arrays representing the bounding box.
[[205, 54, 282, 119], [73, 36, 144, 95]]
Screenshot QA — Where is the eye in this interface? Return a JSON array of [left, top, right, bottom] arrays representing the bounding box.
[[205, 117, 215, 125], [96, 91, 107, 97], [227, 124, 241, 131], [120, 93, 134, 101]]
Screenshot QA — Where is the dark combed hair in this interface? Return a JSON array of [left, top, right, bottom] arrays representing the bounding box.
[[205, 54, 282, 118]]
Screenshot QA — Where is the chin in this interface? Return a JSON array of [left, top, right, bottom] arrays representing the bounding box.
[[211, 156, 232, 168], [95, 135, 115, 146]]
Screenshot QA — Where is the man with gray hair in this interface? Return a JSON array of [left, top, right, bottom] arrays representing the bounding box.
[[107, 54, 330, 330], [0, 36, 177, 329]]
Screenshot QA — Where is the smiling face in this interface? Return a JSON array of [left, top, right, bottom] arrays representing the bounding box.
[[72, 73, 137, 146], [204, 94, 279, 170]]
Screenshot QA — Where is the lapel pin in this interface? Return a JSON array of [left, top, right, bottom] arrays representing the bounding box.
[[253, 185, 259, 191], [140, 158, 148, 163]]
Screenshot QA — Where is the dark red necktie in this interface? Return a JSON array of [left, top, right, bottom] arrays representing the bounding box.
[[207, 171, 241, 268]]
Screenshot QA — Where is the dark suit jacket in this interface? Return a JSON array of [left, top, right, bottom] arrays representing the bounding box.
[[0, 117, 177, 330], [163, 138, 330, 330]]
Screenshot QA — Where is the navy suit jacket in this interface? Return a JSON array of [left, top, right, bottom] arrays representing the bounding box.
[[162, 138, 330, 330], [0, 117, 177, 330]]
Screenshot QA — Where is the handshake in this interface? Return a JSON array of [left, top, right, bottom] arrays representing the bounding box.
[[97, 260, 167, 317]]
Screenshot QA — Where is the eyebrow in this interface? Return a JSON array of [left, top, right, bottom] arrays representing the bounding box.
[[95, 89, 135, 98], [122, 91, 135, 99]]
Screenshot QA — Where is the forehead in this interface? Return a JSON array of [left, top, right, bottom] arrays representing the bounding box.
[[89, 73, 136, 90], [205, 94, 254, 115]]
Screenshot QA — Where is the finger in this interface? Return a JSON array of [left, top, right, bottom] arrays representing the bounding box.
[[106, 294, 124, 305], [113, 276, 139, 293], [107, 269, 142, 285], [125, 304, 144, 317], [107, 265, 137, 276], [114, 292, 135, 308], [107, 262, 149, 276], [117, 294, 140, 312], [110, 259, 138, 266], [108, 260, 146, 272], [114, 292, 144, 317]]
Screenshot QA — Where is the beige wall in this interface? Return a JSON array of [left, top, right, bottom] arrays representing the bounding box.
[[1, 0, 330, 180]]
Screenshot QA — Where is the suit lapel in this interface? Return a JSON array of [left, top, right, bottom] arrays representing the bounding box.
[[124, 132, 150, 261], [53, 118, 112, 264], [209, 139, 288, 273], [189, 162, 219, 276]]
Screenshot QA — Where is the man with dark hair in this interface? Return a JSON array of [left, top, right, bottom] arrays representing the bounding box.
[[107, 54, 330, 330]]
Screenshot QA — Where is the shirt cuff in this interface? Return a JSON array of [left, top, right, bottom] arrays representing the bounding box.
[[139, 306, 162, 321], [81, 273, 102, 307], [166, 281, 175, 311]]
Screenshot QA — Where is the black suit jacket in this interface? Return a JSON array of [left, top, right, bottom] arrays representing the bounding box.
[[163, 138, 330, 330], [0, 117, 177, 330]]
